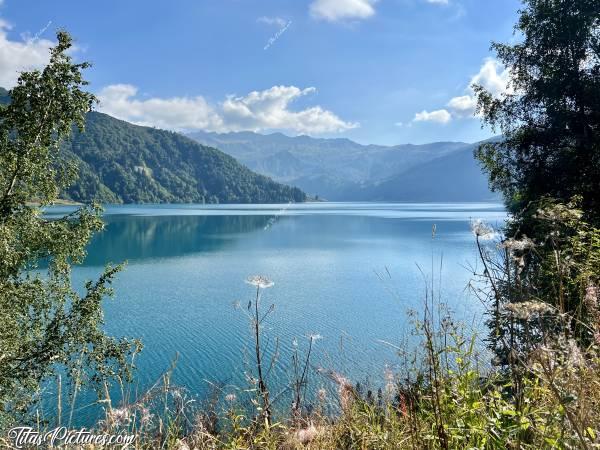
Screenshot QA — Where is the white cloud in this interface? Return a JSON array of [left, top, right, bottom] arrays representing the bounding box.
[[413, 109, 452, 124], [310, 0, 377, 22], [0, 19, 54, 87], [425, 0, 449, 4], [257, 16, 288, 28], [413, 58, 512, 125], [97, 84, 224, 131], [470, 58, 511, 98], [446, 94, 477, 117], [446, 58, 512, 118], [97, 84, 358, 135]]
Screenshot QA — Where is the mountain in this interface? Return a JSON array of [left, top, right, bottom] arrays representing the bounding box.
[[60, 112, 306, 204], [188, 130, 496, 201], [0, 87, 9, 105], [3, 89, 304, 204], [3, 85, 494, 203], [350, 143, 495, 201]]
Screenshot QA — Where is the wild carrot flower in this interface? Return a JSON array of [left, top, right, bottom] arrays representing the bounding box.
[[566, 339, 585, 368], [329, 371, 354, 412], [470, 219, 497, 240], [384, 365, 396, 397], [502, 236, 535, 251], [140, 407, 152, 426], [504, 301, 554, 320], [245, 276, 274, 289], [109, 407, 130, 426], [584, 283, 599, 313], [175, 439, 191, 450], [295, 422, 318, 445]]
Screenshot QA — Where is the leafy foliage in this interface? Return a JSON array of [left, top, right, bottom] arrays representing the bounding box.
[[60, 112, 307, 204], [0, 33, 139, 426], [475, 0, 600, 226]]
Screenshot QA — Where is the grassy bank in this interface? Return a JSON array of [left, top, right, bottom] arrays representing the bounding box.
[[6, 218, 599, 450]]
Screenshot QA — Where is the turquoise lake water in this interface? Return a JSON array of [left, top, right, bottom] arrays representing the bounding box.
[[54, 202, 506, 419]]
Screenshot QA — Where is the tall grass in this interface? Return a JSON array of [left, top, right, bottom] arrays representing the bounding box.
[[5, 211, 600, 449]]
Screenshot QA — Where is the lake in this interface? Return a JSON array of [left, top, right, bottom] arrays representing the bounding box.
[[59, 202, 506, 419]]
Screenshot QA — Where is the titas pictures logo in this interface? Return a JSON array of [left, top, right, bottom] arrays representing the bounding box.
[[8, 427, 136, 448]]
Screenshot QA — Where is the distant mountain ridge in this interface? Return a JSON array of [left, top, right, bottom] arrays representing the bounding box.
[[188, 130, 498, 201], [1, 86, 496, 203]]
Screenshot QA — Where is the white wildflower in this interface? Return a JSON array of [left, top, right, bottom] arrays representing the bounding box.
[[140, 407, 152, 426], [245, 275, 274, 289], [225, 393, 237, 403], [384, 365, 396, 397], [502, 236, 535, 251], [535, 205, 582, 222], [504, 301, 554, 320], [109, 407, 130, 426], [330, 371, 354, 412], [584, 283, 599, 312], [295, 422, 319, 445], [566, 339, 585, 368], [470, 219, 497, 240], [307, 333, 323, 341], [175, 439, 191, 450]]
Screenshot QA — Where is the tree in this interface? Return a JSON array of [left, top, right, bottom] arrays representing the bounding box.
[[475, 0, 600, 228], [475, 0, 600, 345], [0, 32, 139, 425]]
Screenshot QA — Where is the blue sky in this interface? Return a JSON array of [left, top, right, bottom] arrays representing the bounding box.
[[0, 0, 521, 145]]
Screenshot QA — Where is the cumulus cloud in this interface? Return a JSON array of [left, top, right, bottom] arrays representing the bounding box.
[[470, 58, 512, 98], [446, 94, 477, 117], [310, 0, 377, 22], [446, 58, 512, 118], [413, 109, 452, 124], [0, 19, 54, 87], [412, 58, 512, 125], [425, 0, 449, 4], [97, 84, 358, 135], [97, 84, 224, 131]]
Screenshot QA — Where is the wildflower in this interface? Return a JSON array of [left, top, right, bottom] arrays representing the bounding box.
[[504, 301, 554, 320], [584, 283, 599, 312], [175, 439, 191, 450], [109, 407, 130, 426], [535, 205, 582, 222], [329, 371, 354, 412], [566, 339, 585, 368], [384, 365, 396, 397], [140, 407, 152, 426], [307, 333, 323, 341], [502, 236, 535, 251], [470, 219, 497, 240], [245, 276, 274, 289], [295, 422, 318, 445], [225, 393, 236, 403]]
